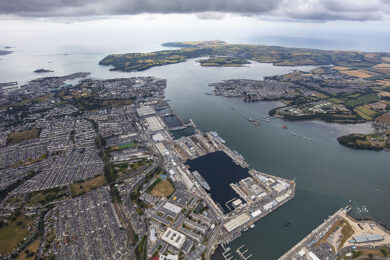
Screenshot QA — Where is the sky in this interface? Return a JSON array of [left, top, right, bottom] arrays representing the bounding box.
[[1, 0, 390, 21], [0, 0, 390, 53]]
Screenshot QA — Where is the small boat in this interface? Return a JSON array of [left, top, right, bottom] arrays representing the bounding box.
[[281, 125, 288, 129], [253, 121, 260, 126], [250, 224, 255, 229], [284, 220, 292, 227]]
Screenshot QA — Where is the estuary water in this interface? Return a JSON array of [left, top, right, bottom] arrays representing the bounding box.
[[1, 40, 389, 259]]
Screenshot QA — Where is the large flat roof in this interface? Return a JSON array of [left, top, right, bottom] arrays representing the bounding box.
[[137, 105, 155, 116], [351, 234, 384, 243], [146, 116, 165, 131], [163, 202, 182, 215], [223, 213, 250, 233]]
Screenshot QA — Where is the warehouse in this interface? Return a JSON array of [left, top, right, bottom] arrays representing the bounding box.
[[276, 193, 290, 203], [251, 209, 262, 218], [223, 213, 250, 232], [272, 181, 290, 193], [152, 133, 165, 142], [137, 105, 156, 117], [263, 200, 278, 211], [156, 142, 169, 156], [350, 234, 384, 244], [145, 116, 165, 131]]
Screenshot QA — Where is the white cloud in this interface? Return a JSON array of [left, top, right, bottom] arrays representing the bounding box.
[[0, 0, 390, 21]]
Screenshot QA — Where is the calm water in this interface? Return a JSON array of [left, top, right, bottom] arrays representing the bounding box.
[[1, 39, 389, 259], [187, 151, 251, 213]]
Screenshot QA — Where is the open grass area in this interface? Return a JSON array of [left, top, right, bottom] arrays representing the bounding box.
[[340, 248, 390, 259], [71, 175, 107, 197], [345, 93, 379, 108], [25, 187, 67, 206], [341, 69, 378, 78], [113, 159, 152, 177], [354, 105, 378, 120], [313, 92, 329, 99], [109, 142, 136, 151], [7, 129, 40, 145], [328, 97, 344, 104], [14, 239, 40, 260], [0, 214, 35, 256], [150, 179, 175, 197], [198, 56, 250, 67]]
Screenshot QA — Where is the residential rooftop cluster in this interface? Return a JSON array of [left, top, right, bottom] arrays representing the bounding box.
[[0, 72, 295, 260]]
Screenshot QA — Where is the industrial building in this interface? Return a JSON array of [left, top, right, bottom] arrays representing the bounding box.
[[232, 199, 243, 207], [156, 142, 169, 156], [223, 213, 251, 232], [239, 177, 263, 197], [152, 133, 165, 142], [251, 209, 262, 218], [272, 180, 290, 193], [276, 192, 291, 203], [350, 234, 384, 244], [176, 166, 194, 190], [137, 105, 156, 117], [263, 200, 278, 211], [145, 116, 165, 131], [161, 228, 186, 249]]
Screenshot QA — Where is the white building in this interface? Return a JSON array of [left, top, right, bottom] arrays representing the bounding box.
[[161, 228, 186, 249]]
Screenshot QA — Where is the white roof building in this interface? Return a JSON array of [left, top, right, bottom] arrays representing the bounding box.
[[223, 213, 250, 233], [137, 105, 155, 116], [161, 228, 186, 249], [163, 202, 182, 214]]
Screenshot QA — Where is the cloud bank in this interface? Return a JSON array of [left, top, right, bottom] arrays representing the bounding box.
[[1, 0, 390, 21]]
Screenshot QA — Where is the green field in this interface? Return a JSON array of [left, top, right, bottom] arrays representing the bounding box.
[[198, 56, 250, 67], [71, 175, 107, 197], [0, 214, 35, 255], [354, 105, 378, 120], [7, 129, 40, 145], [328, 97, 344, 104], [345, 93, 379, 107], [109, 142, 136, 151]]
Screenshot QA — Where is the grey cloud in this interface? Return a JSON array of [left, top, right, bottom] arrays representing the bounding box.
[[0, 0, 389, 21]]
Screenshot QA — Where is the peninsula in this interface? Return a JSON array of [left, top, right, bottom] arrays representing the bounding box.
[[33, 69, 53, 73], [0, 50, 12, 56]]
